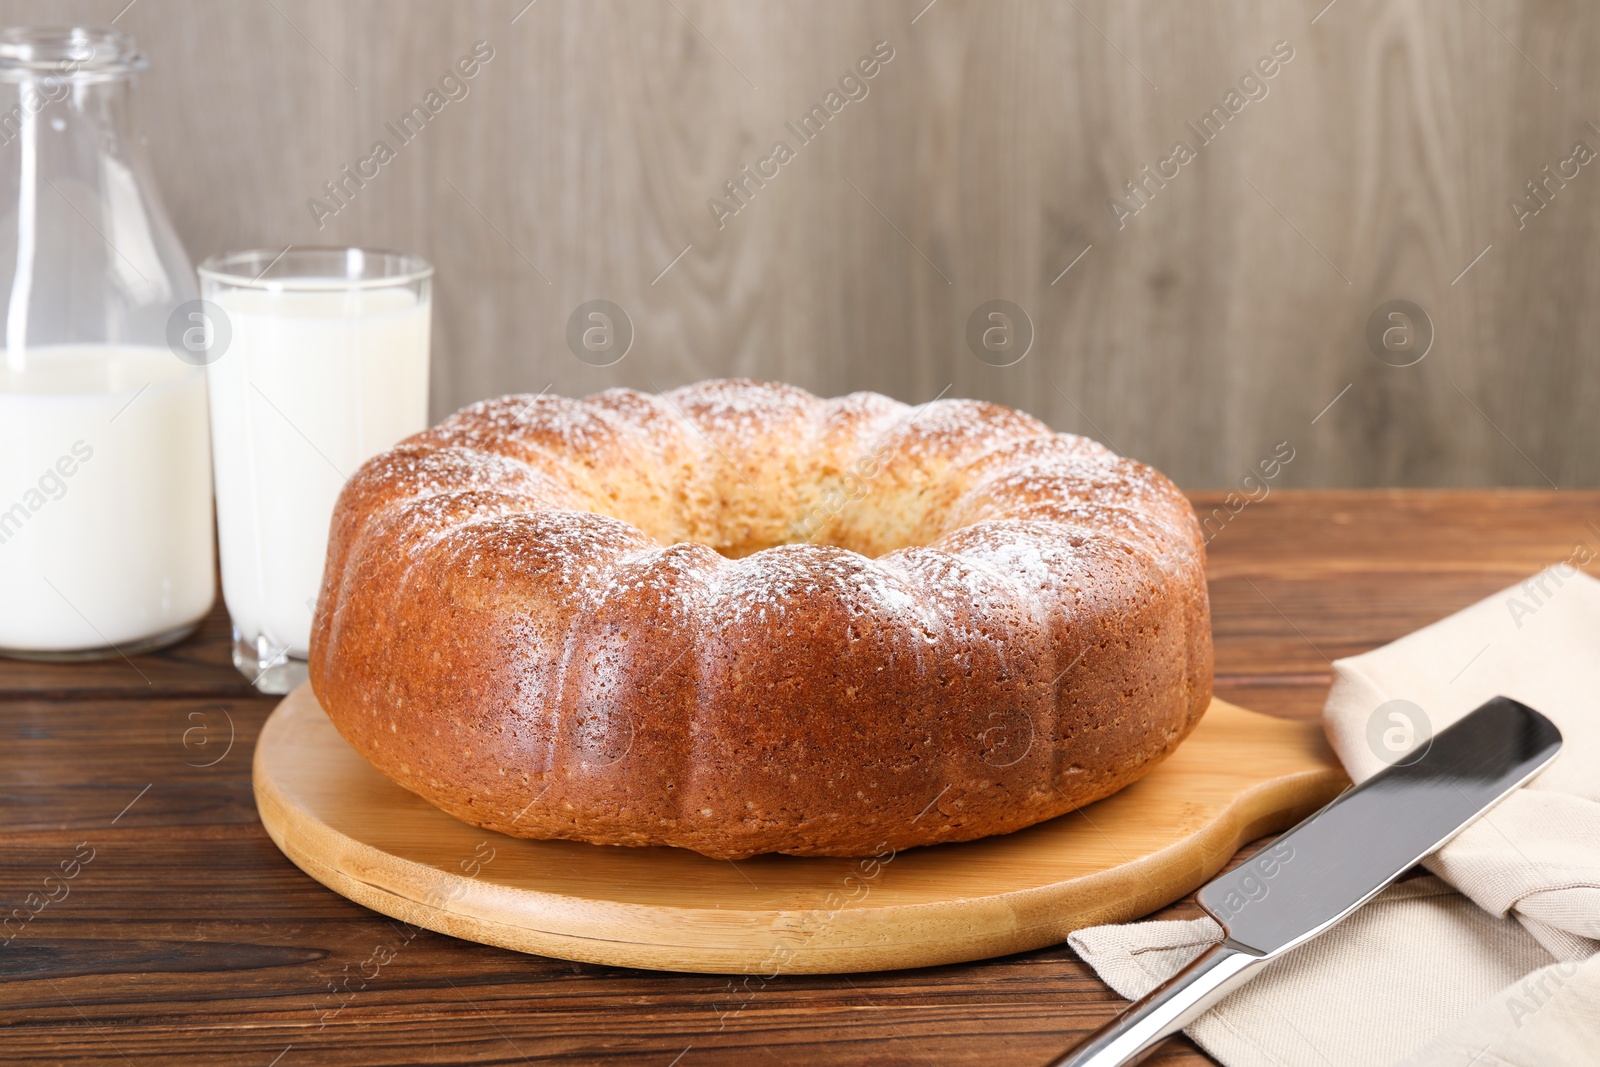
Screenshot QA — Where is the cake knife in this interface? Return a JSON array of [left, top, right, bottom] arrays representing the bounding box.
[[1045, 694, 1562, 1067]]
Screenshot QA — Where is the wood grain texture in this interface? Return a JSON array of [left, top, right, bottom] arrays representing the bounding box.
[[254, 687, 1344, 974], [3, 490, 1599, 1067], [7, 1, 1600, 487]]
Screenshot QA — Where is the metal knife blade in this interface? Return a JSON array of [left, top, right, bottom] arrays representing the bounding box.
[[1046, 695, 1562, 1067]]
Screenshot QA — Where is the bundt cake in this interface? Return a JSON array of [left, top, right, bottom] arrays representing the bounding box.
[[309, 380, 1211, 860]]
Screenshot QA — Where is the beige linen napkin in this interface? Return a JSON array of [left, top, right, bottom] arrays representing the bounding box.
[[1068, 568, 1600, 1066]]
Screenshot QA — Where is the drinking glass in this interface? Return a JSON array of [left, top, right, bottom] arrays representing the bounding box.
[[197, 248, 432, 693]]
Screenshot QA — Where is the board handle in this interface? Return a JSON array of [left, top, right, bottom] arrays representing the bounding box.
[[1044, 940, 1262, 1067]]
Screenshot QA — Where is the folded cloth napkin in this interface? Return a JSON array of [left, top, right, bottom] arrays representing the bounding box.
[[1068, 568, 1600, 1067]]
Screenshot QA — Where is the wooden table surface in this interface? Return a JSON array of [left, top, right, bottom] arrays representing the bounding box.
[[3, 489, 1595, 1066]]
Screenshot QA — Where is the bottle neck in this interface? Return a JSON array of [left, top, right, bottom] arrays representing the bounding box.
[[0, 26, 146, 150], [1, 73, 139, 153]]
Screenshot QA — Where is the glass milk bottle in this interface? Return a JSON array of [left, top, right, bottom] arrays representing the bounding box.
[[0, 27, 215, 659]]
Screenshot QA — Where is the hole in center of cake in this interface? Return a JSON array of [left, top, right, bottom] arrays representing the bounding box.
[[592, 465, 946, 561]]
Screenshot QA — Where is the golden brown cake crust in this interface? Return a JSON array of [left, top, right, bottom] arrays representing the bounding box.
[[309, 380, 1212, 859]]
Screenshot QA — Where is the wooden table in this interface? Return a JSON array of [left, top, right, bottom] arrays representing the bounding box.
[[3, 490, 1594, 1066]]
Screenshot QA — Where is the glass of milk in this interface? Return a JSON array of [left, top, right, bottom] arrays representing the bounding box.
[[0, 27, 217, 660], [197, 248, 432, 693]]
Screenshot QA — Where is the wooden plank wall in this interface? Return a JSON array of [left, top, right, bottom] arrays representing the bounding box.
[[8, 0, 1598, 488]]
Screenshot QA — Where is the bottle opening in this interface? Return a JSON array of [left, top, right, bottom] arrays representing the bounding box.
[[0, 26, 145, 82]]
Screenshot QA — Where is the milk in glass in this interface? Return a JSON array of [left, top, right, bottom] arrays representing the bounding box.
[[203, 283, 430, 687]]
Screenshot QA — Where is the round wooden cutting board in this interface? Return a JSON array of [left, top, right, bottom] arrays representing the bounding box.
[[254, 684, 1346, 975]]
